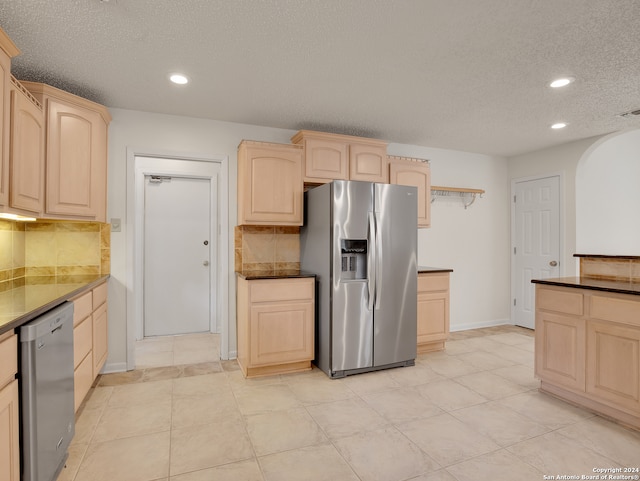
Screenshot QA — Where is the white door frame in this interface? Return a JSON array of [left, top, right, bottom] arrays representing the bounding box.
[[510, 172, 564, 327], [126, 148, 229, 370]]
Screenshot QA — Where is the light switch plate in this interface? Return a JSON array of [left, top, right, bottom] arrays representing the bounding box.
[[111, 218, 121, 232]]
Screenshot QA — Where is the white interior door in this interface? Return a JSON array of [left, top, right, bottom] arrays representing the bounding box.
[[513, 176, 560, 329], [144, 175, 212, 336]]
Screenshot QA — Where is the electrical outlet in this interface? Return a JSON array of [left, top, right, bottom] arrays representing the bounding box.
[[111, 218, 121, 232]]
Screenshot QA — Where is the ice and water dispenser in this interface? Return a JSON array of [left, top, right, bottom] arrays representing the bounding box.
[[340, 239, 367, 280]]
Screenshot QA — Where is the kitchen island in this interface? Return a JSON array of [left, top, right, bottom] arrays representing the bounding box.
[[533, 255, 640, 430]]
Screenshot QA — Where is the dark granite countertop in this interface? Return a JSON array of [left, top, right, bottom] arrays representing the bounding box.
[[235, 270, 316, 280], [532, 276, 640, 296], [0, 275, 109, 335], [418, 266, 454, 274]]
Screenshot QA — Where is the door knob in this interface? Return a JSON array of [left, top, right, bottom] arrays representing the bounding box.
[[549, 260, 558, 267], [203, 260, 209, 266]]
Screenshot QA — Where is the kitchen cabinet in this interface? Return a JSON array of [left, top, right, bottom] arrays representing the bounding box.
[[389, 156, 431, 227], [535, 284, 640, 429], [417, 272, 450, 353], [0, 31, 19, 208], [237, 276, 314, 377], [291, 130, 388, 184], [0, 331, 19, 481], [8, 78, 45, 215], [71, 280, 108, 411], [237, 140, 304, 226], [21, 81, 111, 222]]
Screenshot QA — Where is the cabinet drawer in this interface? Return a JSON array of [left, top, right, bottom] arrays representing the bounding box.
[[73, 291, 92, 326], [590, 295, 640, 327], [418, 273, 449, 293], [250, 278, 314, 303], [536, 286, 583, 316], [74, 353, 93, 412], [92, 281, 107, 309], [73, 316, 92, 369], [0, 333, 17, 388]]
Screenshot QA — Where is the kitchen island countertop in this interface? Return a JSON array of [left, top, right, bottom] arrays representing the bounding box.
[[532, 276, 640, 296], [0, 275, 109, 335]]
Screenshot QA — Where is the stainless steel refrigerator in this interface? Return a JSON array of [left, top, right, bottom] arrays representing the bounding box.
[[300, 180, 417, 378]]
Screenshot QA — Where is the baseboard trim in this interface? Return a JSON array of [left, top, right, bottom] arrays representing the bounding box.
[[101, 361, 127, 374], [450, 319, 512, 332]]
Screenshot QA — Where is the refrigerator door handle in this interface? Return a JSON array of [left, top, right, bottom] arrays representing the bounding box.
[[368, 211, 376, 311], [375, 212, 382, 310]]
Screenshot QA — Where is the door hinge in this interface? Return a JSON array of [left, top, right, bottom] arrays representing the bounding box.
[[513, 298, 517, 306], [513, 195, 516, 203], [514, 247, 516, 254]]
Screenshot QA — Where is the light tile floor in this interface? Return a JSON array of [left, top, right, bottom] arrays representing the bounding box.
[[57, 326, 640, 481]]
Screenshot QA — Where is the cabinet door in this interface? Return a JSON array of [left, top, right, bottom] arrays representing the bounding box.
[[45, 99, 107, 221], [303, 137, 349, 183], [0, 51, 10, 206], [0, 379, 19, 481], [9, 88, 44, 214], [249, 301, 313, 366], [535, 311, 586, 391], [74, 353, 93, 412], [238, 142, 303, 225], [73, 315, 92, 370], [349, 143, 388, 183], [92, 303, 108, 377], [389, 158, 431, 227], [586, 320, 640, 414]]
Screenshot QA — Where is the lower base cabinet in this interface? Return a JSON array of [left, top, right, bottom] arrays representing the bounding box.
[[72, 280, 108, 411], [417, 272, 450, 353], [535, 284, 640, 429], [0, 332, 19, 481], [237, 276, 315, 378]]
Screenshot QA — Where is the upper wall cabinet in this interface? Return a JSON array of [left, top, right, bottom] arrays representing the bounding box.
[[21, 82, 111, 222], [291, 130, 388, 184], [237, 140, 304, 226], [9, 78, 45, 215], [0, 30, 20, 208], [389, 156, 431, 228]]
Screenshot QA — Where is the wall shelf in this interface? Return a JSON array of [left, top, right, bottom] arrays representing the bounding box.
[[431, 186, 485, 209]]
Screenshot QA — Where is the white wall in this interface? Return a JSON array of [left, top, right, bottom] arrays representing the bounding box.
[[388, 143, 510, 331], [105, 108, 514, 371], [507, 135, 604, 276], [576, 129, 640, 255], [105, 108, 296, 371]]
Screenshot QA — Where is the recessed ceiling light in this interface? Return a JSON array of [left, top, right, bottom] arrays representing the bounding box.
[[169, 73, 189, 85], [551, 122, 567, 129], [550, 77, 574, 88]]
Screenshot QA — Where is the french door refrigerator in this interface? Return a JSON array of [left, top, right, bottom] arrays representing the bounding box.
[[301, 180, 417, 378]]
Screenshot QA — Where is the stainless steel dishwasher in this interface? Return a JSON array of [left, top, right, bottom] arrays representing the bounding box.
[[20, 301, 75, 481]]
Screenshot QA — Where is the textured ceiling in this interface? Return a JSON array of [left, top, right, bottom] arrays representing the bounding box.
[[1, 0, 639, 157]]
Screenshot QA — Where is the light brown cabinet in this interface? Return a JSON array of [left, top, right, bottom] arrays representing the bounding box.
[[21, 82, 111, 222], [389, 156, 431, 228], [8, 78, 45, 215], [535, 284, 640, 429], [417, 272, 450, 353], [0, 31, 19, 208], [291, 130, 388, 184], [237, 140, 304, 226], [71, 280, 108, 411], [0, 331, 19, 481], [237, 276, 314, 377]]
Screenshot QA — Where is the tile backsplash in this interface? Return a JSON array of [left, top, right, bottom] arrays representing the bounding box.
[[235, 226, 300, 273], [579, 255, 640, 282], [0, 219, 111, 292]]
